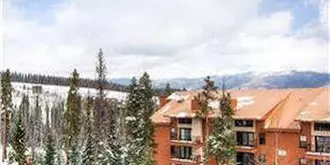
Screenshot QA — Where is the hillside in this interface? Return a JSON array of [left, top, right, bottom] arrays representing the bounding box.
[[112, 70, 330, 90]]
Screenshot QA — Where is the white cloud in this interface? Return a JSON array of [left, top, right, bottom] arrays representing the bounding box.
[[2, 0, 328, 79]]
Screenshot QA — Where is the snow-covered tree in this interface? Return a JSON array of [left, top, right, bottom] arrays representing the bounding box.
[[1, 69, 13, 163], [44, 126, 56, 165], [138, 72, 157, 163], [82, 95, 96, 165], [11, 107, 27, 165], [195, 76, 218, 164], [64, 69, 81, 165], [206, 90, 236, 164]]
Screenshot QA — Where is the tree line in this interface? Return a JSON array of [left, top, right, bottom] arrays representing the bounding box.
[[0, 70, 178, 96], [1, 49, 160, 165]]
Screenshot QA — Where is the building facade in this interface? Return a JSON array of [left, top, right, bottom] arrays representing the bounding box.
[[151, 88, 330, 165]]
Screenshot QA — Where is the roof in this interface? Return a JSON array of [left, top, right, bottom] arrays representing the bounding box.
[[264, 88, 323, 130], [151, 88, 330, 130], [295, 88, 330, 122]]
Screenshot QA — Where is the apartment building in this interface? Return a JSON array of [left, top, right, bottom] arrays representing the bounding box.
[[151, 88, 330, 165]]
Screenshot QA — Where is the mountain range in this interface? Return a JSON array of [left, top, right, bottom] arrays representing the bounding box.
[[111, 70, 330, 90]]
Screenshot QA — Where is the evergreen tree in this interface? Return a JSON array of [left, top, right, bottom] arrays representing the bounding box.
[[94, 49, 108, 164], [163, 82, 173, 97], [64, 69, 81, 165], [124, 77, 144, 164], [138, 72, 157, 163], [11, 108, 27, 165], [206, 91, 236, 164], [195, 76, 218, 164], [82, 95, 96, 165], [1, 69, 13, 162], [44, 126, 56, 165]]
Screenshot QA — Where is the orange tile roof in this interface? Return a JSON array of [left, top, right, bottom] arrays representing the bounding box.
[[264, 88, 323, 130], [151, 88, 330, 129], [295, 88, 330, 122]]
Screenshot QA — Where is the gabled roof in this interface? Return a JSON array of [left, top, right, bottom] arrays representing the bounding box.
[[151, 88, 330, 129], [264, 88, 323, 130], [295, 88, 330, 122]]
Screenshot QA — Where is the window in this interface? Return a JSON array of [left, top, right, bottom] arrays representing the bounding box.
[[236, 152, 255, 165], [237, 132, 254, 147], [170, 128, 177, 140], [314, 123, 330, 131], [315, 160, 330, 165], [300, 135, 308, 149], [170, 146, 176, 158], [315, 136, 330, 153], [259, 133, 266, 145], [170, 146, 192, 160], [178, 118, 192, 124], [299, 158, 307, 165], [235, 120, 254, 127], [179, 128, 192, 141]]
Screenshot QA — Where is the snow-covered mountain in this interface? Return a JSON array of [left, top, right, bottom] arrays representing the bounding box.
[[111, 70, 330, 90]]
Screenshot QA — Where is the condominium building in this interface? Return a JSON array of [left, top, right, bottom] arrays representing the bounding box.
[[151, 88, 330, 165]]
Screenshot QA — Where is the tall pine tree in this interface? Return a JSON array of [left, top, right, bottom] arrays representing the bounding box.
[[82, 95, 96, 165], [64, 69, 81, 165], [195, 76, 218, 164], [138, 72, 156, 164], [124, 77, 144, 164], [1, 69, 13, 162], [11, 106, 27, 165]]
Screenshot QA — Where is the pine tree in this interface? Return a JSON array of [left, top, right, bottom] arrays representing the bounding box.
[[64, 69, 81, 165], [1, 69, 13, 162], [11, 108, 27, 165], [82, 95, 96, 165], [138, 72, 157, 163], [124, 77, 143, 164], [44, 126, 56, 165], [195, 76, 218, 164], [94, 49, 108, 164], [163, 82, 173, 97], [206, 91, 236, 164]]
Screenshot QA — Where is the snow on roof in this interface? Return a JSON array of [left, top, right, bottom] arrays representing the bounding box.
[[236, 96, 255, 109]]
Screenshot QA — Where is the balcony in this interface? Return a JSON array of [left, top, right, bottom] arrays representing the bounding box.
[[170, 145, 201, 164], [304, 136, 330, 161]]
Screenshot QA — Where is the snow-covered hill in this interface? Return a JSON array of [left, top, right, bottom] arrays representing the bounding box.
[[112, 70, 330, 90]]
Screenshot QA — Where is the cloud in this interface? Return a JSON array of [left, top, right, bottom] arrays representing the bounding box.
[[2, 0, 328, 79]]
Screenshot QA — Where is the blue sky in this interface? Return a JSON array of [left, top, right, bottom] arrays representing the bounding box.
[[2, 0, 329, 79]]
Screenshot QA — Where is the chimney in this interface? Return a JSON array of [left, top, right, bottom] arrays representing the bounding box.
[[191, 98, 199, 113], [159, 96, 168, 109], [231, 99, 238, 109]]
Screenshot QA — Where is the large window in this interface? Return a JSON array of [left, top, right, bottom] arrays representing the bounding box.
[[315, 160, 330, 165], [314, 123, 330, 131], [237, 132, 254, 147], [235, 120, 254, 127], [236, 152, 255, 165], [179, 128, 192, 141], [315, 136, 330, 153], [178, 118, 192, 124], [170, 146, 192, 160]]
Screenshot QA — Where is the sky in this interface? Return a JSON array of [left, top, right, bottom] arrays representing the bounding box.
[[1, 0, 329, 79]]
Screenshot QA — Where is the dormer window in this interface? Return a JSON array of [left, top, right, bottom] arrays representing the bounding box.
[[314, 123, 330, 131], [235, 120, 254, 127], [178, 118, 192, 124]]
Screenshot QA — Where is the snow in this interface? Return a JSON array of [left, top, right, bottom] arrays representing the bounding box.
[[236, 96, 255, 109], [8, 82, 127, 125], [167, 92, 186, 102], [176, 112, 188, 118]]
